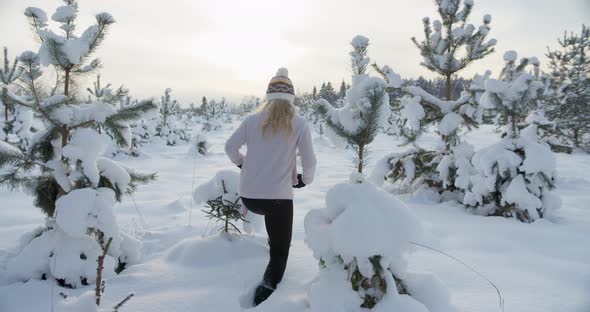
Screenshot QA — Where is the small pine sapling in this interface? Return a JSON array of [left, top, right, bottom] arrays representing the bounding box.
[[156, 88, 189, 146], [188, 133, 208, 156], [463, 51, 560, 223], [314, 35, 390, 176], [194, 170, 245, 236]]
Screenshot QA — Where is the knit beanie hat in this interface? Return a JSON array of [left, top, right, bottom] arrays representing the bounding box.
[[266, 67, 295, 103]]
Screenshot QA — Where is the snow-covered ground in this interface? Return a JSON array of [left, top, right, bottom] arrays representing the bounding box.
[[1, 123, 589, 312]]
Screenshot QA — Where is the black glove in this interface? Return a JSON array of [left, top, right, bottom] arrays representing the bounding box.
[[237, 164, 242, 169], [293, 174, 306, 188]]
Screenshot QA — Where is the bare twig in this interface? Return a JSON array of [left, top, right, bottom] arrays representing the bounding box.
[[95, 237, 113, 306], [112, 293, 135, 312]]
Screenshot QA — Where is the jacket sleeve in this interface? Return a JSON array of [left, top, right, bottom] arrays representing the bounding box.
[[297, 122, 317, 185], [225, 117, 248, 166]]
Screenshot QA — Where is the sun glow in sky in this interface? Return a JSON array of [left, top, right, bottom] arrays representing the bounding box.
[[190, 1, 310, 82], [1, 0, 588, 103]]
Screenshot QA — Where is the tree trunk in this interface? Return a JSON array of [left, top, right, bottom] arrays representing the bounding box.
[[445, 73, 452, 101], [64, 68, 71, 96], [95, 237, 113, 306], [3, 105, 7, 142], [511, 114, 516, 137], [358, 144, 364, 174], [574, 128, 579, 147]]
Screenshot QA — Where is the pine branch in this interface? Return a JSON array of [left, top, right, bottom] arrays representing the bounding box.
[[127, 171, 157, 195]]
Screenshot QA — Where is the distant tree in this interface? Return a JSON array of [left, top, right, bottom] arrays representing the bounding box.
[[156, 88, 187, 145], [543, 24, 590, 150], [338, 80, 347, 98], [201, 96, 208, 119], [319, 81, 338, 104], [0, 48, 24, 141]]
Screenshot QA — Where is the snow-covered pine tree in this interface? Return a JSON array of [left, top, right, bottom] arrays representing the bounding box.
[[370, 64, 487, 199], [156, 88, 189, 145], [194, 170, 245, 235], [319, 81, 339, 104], [368, 0, 496, 198], [306, 36, 455, 311], [412, 0, 496, 100], [314, 35, 390, 176], [463, 51, 561, 223], [305, 182, 457, 311], [201, 97, 229, 131], [0, 1, 157, 288], [159, 88, 177, 128], [338, 80, 347, 98], [0, 47, 25, 142], [543, 25, 590, 151], [295, 94, 326, 136], [236, 96, 258, 116], [200, 96, 208, 119]]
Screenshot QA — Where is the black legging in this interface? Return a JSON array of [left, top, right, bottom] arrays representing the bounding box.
[[241, 197, 293, 289]]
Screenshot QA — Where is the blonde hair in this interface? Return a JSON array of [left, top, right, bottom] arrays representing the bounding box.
[[259, 99, 295, 137]]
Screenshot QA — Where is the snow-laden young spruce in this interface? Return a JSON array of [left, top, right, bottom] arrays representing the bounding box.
[[201, 97, 232, 132], [411, 0, 496, 100], [186, 133, 209, 157], [306, 36, 455, 311], [370, 64, 488, 200], [314, 35, 390, 175], [305, 183, 457, 312], [463, 51, 561, 222], [295, 94, 327, 137], [194, 170, 246, 234], [369, 0, 496, 199], [542, 25, 590, 151], [156, 88, 189, 146], [0, 0, 157, 288]]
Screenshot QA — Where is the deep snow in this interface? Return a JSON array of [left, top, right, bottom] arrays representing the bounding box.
[[1, 123, 589, 312]]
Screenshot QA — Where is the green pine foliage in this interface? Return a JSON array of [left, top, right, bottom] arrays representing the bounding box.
[[0, 47, 25, 141], [543, 25, 590, 150], [201, 179, 245, 234]]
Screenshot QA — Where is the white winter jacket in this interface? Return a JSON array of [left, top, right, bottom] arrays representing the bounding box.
[[225, 112, 317, 200]]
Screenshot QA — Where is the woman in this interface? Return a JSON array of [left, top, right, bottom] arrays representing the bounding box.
[[225, 68, 317, 306]]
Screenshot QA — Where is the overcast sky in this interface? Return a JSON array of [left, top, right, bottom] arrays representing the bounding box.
[[1, 0, 588, 104]]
